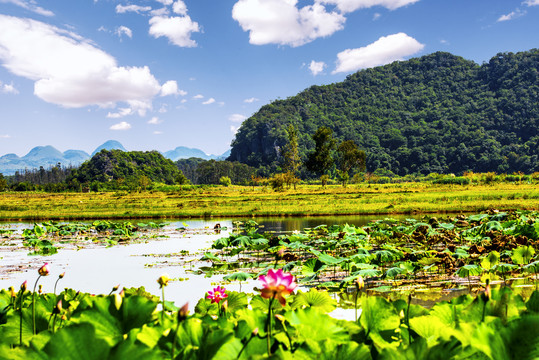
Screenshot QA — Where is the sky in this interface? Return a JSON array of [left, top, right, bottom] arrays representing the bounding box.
[[0, 0, 538, 157]]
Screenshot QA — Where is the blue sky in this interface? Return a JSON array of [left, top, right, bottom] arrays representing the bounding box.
[[0, 0, 538, 157]]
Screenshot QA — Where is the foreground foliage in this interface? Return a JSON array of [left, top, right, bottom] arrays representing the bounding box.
[[1, 285, 539, 359]]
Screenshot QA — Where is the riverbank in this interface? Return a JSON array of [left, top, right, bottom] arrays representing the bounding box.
[[0, 182, 537, 221]]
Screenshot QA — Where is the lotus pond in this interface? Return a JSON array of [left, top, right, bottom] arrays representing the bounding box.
[[1, 211, 539, 358]]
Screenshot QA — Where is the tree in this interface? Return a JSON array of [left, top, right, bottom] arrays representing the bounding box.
[[0, 174, 6, 191], [306, 127, 336, 176], [336, 140, 366, 186], [282, 124, 301, 175]]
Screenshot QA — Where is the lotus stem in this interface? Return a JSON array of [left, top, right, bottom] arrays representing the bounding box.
[[32, 275, 42, 335], [19, 290, 24, 346], [161, 286, 166, 324], [266, 295, 275, 356]]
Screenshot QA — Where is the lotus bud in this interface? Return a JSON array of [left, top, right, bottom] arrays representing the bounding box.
[[355, 276, 364, 291], [38, 263, 50, 276], [157, 274, 170, 288], [53, 300, 63, 314], [178, 302, 189, 322], [59, 272, 65, 279], [9, 286, 16, 298], [61, 314, 67, 321], [277, 247, 285, 259], [113, 293, 123, 310], [38, 284, 43, 294], [112, 284, 120, 292], [252, 327, 259, 336], [274, 314, 285, 322], [119, 288, 125, 298], [221, 299, 228, 314], [20, 280, 27, 292]]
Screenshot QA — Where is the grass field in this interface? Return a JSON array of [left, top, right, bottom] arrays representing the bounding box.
[[0, 182, 538, 221]]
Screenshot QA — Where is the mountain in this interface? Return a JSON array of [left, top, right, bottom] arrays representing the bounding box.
[[229, 49, 539, 175], [63, 150, 91, 163], [91, 140, 127, 156], [0, 140, 230, 176], [163, 146, 213, 161], [0, 145, 90, 176]]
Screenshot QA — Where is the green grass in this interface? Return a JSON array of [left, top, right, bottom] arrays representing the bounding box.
[[0, 182, 537, 220]]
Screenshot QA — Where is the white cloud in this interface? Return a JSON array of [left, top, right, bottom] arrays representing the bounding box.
[[229, 113, 247, 122], [333, 32, 424, 73], [193, 94, 204, 99], [232, 0, 346, 47], [244, 97, 259, 103], [153, 130, 163, 135], [309, 60, 326, 75], [173, 0, 188, 15], [106, 107, 133, 118], [0, 0, 54, 16], [116, 26, 133, 39], [524, 0, 539, 6], [230, 125, 239, 134], [156, 0, 173, 5], [319, 0, 419, 13], [0, 134, 11, 138], [497, 9, 526, 22], [115, 4, 152, 13], [180, 99, 187, 103], [110, 121, 131, 130], [149, 15, 200, 47], [158, 104, 168, 113], [0, 81, 19, 94], [0, 15, 161, 110], [202, 97, 216, 105], [160, 80, 187, 96], [372, 12, 381, 20], [148, 116, 163, 124]]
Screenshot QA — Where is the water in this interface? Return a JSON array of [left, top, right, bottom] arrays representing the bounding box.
[[0, 214, 444, 315]]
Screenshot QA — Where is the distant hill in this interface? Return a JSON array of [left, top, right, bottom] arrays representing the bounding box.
[[91, 140, 126, 156], [229, 49, 539, 175], [164, 146, 212, 161], [0, 140, 230, 176]]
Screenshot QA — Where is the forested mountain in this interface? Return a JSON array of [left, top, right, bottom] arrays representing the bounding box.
[[68, 150, 179, 185], [229, 50, 539, 175]]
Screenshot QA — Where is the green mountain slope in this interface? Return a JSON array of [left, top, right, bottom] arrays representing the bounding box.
[[68, 150, 179, 184], [229, 50, 538, 175]]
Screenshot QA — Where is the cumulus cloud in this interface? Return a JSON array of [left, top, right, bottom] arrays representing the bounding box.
[[333, 32, 424, 73], [202, 97, 216, 105], [193, 94, 204, 99], [230, 125, 239, 134], [232, 0, 345, 47], [0, 81, 19, 94], [229, 113, 247, 122], [149, 14, 200, 47], [116, 25, 133, 39], [524, 0, 539, 6], [319, 0, 419, 13], [497, 9, 526, 22], [160, 80, 187, 96], [309, 60, 326, 75], [156, 0, 173, 5], [173, 0, 188, 15], [244, 97, 259, 103], [115, 4, 152, 13], [0, 0, 54, 16], [106, 108, 133, 118], [148, 116, 163, 124], [110, 121, 131, 130], [0, 15, 161, 111]]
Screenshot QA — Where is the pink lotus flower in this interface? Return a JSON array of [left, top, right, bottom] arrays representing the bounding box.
[[259, 269, 297, 306], [207, 286, 228, 304]]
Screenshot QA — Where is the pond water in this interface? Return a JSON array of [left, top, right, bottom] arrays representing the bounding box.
[[0, 214, 454, 319]]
